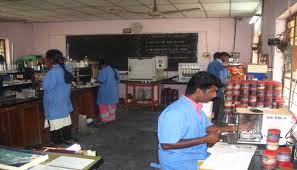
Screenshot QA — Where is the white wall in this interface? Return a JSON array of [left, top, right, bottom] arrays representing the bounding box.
[[31, 17, 252, 69], [262, 0, 297, 81], [0, 22, 33, 59]]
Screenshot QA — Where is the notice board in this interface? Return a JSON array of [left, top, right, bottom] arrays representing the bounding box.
[[66, 33, 198, 70]]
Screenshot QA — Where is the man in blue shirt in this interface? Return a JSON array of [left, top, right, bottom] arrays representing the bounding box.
[[158, 72, 240, 170], [207, 52, 230, 123]]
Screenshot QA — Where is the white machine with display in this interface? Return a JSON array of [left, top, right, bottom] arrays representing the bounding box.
[[128, 56, 167, 81], [178, 63, 202, 82]]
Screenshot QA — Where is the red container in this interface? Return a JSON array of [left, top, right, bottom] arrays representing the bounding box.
[[233, 81, 241, 90], [277, 161, 293, 169], [257, 101, 264, 107], [241, 81, 249, 89], [241, 96, 249, 102], [225, 100, 233, 107], [249, 101, 257, 107], [225, 90, 233, 95], [265, 97, 273, 102], [249, 81, 257, 90], [240, 103, 248, 108], [226, 81, 234, 90], [276, 98, 285, 108], [250, 90, 257, 95], [266, 90, 274, 97], [258, 81, 266, 90], [225, 95, 233, 101], [257, 96, 265, 102], [241, 89, 249, 95], [262, 150, 277, 170], [257, 89, 265, 96], [267, 129, 281, 142], [233, 90, 240, 96], [249, 95, 257, 102], [277, 147, 291, 163], [265, 81, 274, 91], [224, 108, 233, 114], [274, 82, 282, 91]]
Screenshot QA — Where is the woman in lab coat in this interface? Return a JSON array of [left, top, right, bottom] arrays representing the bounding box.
[[96, 59, 120, 124], [43, 49, 73, 145]]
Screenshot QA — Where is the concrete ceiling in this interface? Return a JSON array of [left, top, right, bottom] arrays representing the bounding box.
[[0, 0, 261, 23]]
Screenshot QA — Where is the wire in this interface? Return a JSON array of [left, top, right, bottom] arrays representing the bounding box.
[[285, 120, 297, 145]]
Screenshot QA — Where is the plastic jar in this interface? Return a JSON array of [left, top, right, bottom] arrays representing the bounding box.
[[278, 162, 293, 169], [275, 98, 285, 108], [240, 103, 248, 108], [226, 81, 233, 90], [265, 101, 273, 108], [257, 89, 265, 96], [241, 89, 249, 95], [265, 81, 274, 91], [249, 101, 257, 107], [241, 81, 249, 89], [224, 108, 233, 114], [225, 95, 233, 101], [233, 90, 240, 96], [225, 101, 233, 107], [273, 91, 282, 98], [274, 82, 282, 91], [267, 129, 281, 142], [234, 101, 241, 107], [266, 141, 279, 151], [233, 81, 241, 90], [262, 150, 277, 170], [250, 91, 257, 96], [266, 90, 274, 98], [249, 95, 257, 102], [257, 96, 265, 102], [277, 147, 291, 163], [257, 101, 264, 107], [241, 96, 249, 102], [225, 90, 233, 95], [249, 81, 257, 91], [233, 96, 240, 101], [258, 81, 266, 90], [265, 97, 273, 102]]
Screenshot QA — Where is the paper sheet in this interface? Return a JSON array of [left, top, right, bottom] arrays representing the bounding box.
[[200, 142, 256, 170], [46, 156, 94, 170], [29, 164, 72, 170]]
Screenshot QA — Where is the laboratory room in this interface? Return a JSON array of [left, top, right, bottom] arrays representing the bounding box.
[[0, 0, 297, 170]]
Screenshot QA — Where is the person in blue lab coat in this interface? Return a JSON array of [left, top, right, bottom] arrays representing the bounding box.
[[158, 72, 243, 170], [96, 59, 120, 124], [207, 52, 230, 123], [43, 49, 73, 145]]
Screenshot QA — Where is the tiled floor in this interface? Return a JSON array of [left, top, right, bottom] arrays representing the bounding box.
[[76, 107, 161, 170]]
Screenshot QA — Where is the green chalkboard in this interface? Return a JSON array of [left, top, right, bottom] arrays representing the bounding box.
[[66, 33, 198, 71]]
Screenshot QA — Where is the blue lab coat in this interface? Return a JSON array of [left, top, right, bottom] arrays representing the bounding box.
[[158, 96, 212, 170], [96, 65, 120, 104], [43, 64, 73, 120]]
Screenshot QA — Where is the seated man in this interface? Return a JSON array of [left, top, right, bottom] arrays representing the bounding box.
[[157, 72, 246, 170]]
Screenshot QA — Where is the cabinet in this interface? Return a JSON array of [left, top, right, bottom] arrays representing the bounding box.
[[124, 81, 160, 110], [0, 100, 43, 147]]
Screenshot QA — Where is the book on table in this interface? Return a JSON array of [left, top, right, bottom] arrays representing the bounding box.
[[0, 147, 48, 170]]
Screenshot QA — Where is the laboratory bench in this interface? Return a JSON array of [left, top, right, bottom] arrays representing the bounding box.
[[0, 85, 98, 148]]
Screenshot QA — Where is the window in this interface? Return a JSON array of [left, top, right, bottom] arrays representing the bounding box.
[[284, 15, 297, 115], [0, 39, 6, 57]]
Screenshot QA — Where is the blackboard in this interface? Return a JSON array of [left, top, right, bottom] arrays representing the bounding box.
[[66, 33, 198, 71]]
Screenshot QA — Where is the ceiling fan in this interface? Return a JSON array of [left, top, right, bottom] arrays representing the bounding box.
[[111, 0, 201, 17]]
